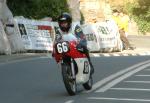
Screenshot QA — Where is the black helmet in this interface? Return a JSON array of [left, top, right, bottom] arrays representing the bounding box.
[[58, 12, 72, 32]]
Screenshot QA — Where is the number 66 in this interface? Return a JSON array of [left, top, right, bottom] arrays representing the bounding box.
[[56, 42, 69, 53]]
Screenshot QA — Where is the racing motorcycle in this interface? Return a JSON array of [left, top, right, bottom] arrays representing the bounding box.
[[52, 33, 93, 96]]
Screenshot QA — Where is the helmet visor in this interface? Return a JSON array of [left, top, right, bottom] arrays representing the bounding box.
[[59, 21, 69, 28]]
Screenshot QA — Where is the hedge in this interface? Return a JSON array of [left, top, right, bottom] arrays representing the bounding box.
[[124, 0, 150, 34], [7, 0, 69, 20]]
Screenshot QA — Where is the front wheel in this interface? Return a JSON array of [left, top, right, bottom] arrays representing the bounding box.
[[62, 63, 77, 96], [83, 76, 93, 90]]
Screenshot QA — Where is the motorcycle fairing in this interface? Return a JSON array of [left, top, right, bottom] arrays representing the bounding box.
[[74, 58, 91, 84]]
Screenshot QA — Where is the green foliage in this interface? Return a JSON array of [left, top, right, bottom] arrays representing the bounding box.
[[7, 0, 69, 20], [124, 0, 150, 34]]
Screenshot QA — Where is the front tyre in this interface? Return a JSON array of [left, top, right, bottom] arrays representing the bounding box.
[[83, 76, 93, 90], [62, 63, 77, 96]]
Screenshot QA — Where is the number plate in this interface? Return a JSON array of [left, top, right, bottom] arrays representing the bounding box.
[[83, 61, 89, 74], [56, 42, 69, 53]]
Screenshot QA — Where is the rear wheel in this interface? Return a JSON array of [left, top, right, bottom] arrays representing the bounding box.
[[62, 63, 77, 96], [83, 76, 93, 90]]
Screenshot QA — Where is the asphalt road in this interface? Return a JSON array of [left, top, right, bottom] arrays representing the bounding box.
[[0, 35, 150, 103], [0, 55, 150, 103]]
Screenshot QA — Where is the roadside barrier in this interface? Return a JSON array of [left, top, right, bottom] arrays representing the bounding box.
[[0, 21, 11, 55], [82, 20, 123, 52], [2, 17, 123, 54]]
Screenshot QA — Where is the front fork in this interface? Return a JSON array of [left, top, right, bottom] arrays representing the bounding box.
[[70, 58, 76, 80], [61, 58, 76, 80]]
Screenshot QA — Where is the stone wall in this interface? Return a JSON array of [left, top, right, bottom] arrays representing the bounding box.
[[79, 0, 140, 35], [79, 0, 135, 23], [80, 0, 106, 23], [67, 0, 81, 22], [109, 0, 134, 7]]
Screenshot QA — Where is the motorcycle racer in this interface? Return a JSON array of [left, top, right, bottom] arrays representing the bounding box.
[[53, 12, 94, 75]]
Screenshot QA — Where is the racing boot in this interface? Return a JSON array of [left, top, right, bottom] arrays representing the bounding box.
[[86, 53, 94, 75], [89, 61, 94, 75]]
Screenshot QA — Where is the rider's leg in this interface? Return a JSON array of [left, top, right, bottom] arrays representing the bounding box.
[[76, 42, 94, 75], [82, 46, 94, 75], [86, 52, 94, 75]]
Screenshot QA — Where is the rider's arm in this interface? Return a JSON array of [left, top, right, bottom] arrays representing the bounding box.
[[52, 27, 62, 57], [54, 27, 62, 43], [74, 25, 87, 46]]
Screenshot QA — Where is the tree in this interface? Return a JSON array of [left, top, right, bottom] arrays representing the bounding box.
[[125, 0, 150, 33], [7, 0, 69, 20]]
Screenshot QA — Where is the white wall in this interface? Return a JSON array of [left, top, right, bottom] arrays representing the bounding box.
[[0, 0, 13, 54]]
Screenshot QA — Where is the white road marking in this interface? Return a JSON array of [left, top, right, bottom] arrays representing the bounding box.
[[124, 80, 150, 84], [103, 54, 111, 57], [95, 62, 150, 92], [135, 74, 150, 77], [139, 53, 147, 56], [130, 54, 137, 56], [146, 52, 150, 55], [88, 97, 150, 102], [65, 100, 74, 103], [83, 59, 150, 93], [112, 53, 120, 56], [122, 54, 129, 56], [92, 54, 100, 57], [110, 87, 150, 91], [91, 52, 150, 57]]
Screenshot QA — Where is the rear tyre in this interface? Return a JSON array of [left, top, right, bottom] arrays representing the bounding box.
[[62, 63, 77, 96], [83, 76, 93, 90]]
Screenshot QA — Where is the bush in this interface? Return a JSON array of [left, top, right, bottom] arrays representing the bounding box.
[[124, 0, 150, 34], [7, 0, 69, 20]]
